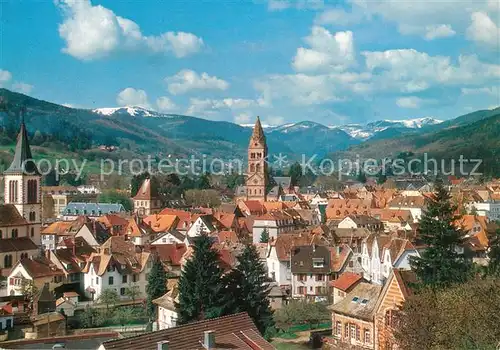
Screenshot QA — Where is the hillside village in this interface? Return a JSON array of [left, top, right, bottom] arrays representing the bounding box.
[[0, 115, 498, 349]]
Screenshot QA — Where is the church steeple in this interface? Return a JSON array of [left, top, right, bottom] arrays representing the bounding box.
[[4, 119, 40, 175], [250, 116, 266, 145], [246, 116, 268, 201]]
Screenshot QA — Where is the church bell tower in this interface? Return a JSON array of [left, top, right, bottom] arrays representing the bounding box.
[[246, 116, 267, 201]]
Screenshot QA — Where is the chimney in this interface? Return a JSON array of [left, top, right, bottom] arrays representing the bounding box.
[[157, 340, 169, 350], [204, 330, 215, 349]]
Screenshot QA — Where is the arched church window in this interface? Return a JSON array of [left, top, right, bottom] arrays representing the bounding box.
[[9, 181, 18, 203], [27, 179, 38, 204], [29, 211, 36, 221], [256, 164, 261, 172], [30, 227, 34, 237], [11, 229, 18, 238]]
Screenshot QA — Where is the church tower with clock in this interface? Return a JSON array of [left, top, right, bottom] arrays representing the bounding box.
[[246, 116, 268, 201]]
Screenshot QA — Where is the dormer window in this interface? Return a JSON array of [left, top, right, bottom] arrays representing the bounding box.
[[312, 258, 324, 268]]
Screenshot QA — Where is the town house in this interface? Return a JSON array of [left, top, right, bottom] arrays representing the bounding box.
[[82, 236, 152, 300]]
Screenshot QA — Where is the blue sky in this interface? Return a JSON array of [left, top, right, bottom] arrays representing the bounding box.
[[0, 0, 498, 126]]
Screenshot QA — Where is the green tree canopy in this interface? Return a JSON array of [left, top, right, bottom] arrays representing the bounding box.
[[146, 256, 167, 318], [410, 180, 472, 289], [98, 190, 133, 212], [225, 245, 274, 336], [176, 234, 229, 324]]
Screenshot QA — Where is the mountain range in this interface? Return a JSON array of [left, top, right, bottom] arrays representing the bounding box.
[[0, 88, 499, 176]]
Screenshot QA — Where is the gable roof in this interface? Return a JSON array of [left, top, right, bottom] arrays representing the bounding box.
[[133, 178, 159, 200], [0, 204, 28, 226], [330, 282, 382, 321], [143, 214, 179, 233], [63, 203, 126, 216], [331, 272, 363, 292], [388, 196, 426, 208], [0, 237, 38, 253], [17, 257, 65, 279], [101, 312, 274, 350]]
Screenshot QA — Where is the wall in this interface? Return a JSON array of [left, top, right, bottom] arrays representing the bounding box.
[[332, 313, 375, 349], [157, 306, 177, 330]]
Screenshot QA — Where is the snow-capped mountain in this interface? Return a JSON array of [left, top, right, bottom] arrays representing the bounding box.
[[240, 117, 442, 141], [330, 117, 443, 140], [93, 106, 163, 118]]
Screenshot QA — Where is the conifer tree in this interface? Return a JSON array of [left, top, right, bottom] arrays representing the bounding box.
[[487, 228, 500, 276], [260, 228, 270, 243], [410, 180, 472, 289], [225, 244, 275, 336], [176, 234, 228, 324], [146, 255, 167, 318]]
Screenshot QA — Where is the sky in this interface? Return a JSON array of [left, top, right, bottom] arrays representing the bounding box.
[[0, 0, 499, 126]]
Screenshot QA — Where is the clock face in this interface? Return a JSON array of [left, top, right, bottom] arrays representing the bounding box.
[[254, 179, 259, 184]]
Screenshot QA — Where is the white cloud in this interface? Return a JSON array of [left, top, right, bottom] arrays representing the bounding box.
[[166, 70, 229, 95], [156, 96, 177, 113], [461, 86, 499, 96], [265, 115, 285, 126], [314, 7, 364, 26], [362, 49, 500, 93], [12, 82, 34, 94], [116, 88, 151, 109], [292, 26, 355, 73], [351, 0, 493, 39], [268, 0, 324, 11], [234, 112, 252, 124], [56, 0, 204, 60], [254, 73, 358, 106], [0, 69, 12, 85], [466, 12, 500, 48], [424, 24, 456, 40], [186, 97, 259, 115], [0, 69, 34, 94], [396, 96, 426, 108]]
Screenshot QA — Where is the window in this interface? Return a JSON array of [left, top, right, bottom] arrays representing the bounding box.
[[364, 329, 371, 343], [335, 321, 342, 336], [96, 277, 99, 285], [344, 323, 349, 338], [27, 179, 38, 204], [356, 325, 360, 341], [350, 325, 356, 340], [132, 274, 138, 282], [309, 286, 313, 292], [29, 211, 36, 221], [316, 274, 324, 281], [9, 180, 18, 203], [4, 255, 13, 268], [361, 299, 368, 305], [109, 276, 114, 285], [30, 227, 34, 237], [122, 275, 128, 283], [11, 229, 18, 239], [312, 258, 324, 268], [297, 274, 306, 282], [120, 288, 126, 296], [352, 296, 359, 303]]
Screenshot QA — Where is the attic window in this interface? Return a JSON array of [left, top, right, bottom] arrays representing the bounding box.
[[352, 297, 359, 303], [312, 258, 324, 268], [299, 261, 304, 266]]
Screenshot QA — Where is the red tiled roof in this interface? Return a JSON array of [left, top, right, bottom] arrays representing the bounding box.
[[153, 244, 187, 266], [331, 272, 363, 291], [101, 312, 274, 350], [217, 230, 240, 244]]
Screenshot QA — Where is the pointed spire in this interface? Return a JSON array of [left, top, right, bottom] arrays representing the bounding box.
[[4, 118, 40, 175], [250, 116, 265, 143]]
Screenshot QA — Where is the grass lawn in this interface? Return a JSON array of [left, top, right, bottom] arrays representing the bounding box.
[[272, 342, 310, 350]]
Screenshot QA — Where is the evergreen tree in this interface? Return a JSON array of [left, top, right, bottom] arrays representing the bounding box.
[[356, 170, 367, 183], [260, 228, 270, 243], [146, 256, 167, 318], [176, 234, 228, 324], [410, 180, 472, 289], [487, 228, 500, 276], [225, 245, 274, 336], [131, 172, 150, 197], [289, 162, 303, 187]]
